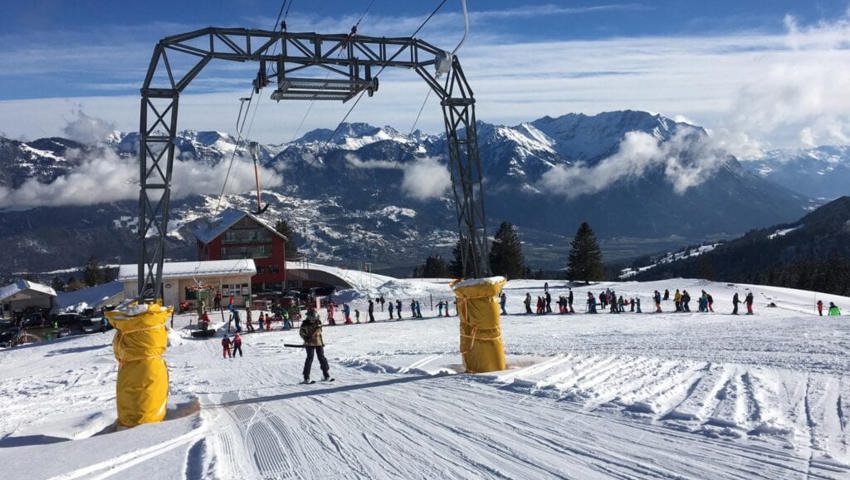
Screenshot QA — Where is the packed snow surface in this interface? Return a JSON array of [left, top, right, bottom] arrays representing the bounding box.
[[1, 274, 849, 479]]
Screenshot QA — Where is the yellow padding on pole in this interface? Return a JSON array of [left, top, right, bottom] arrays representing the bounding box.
[[105, 302, 171, 428], [452, 276, 507, 373]]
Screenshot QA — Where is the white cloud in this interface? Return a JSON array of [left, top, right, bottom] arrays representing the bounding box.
[[62, 109, 115, 145], [0, 146, 282, 210], [343, 153, 449, 200], [539, 127, 729, 198], [401, 156, 450, 200]]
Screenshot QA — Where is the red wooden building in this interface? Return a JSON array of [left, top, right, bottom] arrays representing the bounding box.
[[195, 209, 288, 292]]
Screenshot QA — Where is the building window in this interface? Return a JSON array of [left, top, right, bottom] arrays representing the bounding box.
[[257, 265, 280, 275], [221, 244, 272, 259], [223, 227, 273, 245]]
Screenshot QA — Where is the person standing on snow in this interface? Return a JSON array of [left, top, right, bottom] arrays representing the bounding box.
[[817, 300, 824, 316], [299, 308, 332, 383], [396, 300, 403, 319], [653, 290, 662, 313], [368, 299, 375, 322], [388, 301, 395, 320], [828, 302, 841, 316], [587, 292, 597, 313], [343, 303, 352, 324], [500, 292, 507, 315], [674, 289, 682, 312], [221, 335, 232, 359], [545, 291, 552, 313], [745, 292, 754, 315], [663, 289, 670, 301], [524, 293, 532, 314], [232, 333, 243, 357], [437, 300, 444, 317], [568, 288, 574, 313], [706, 292, 714, 312], [681, 290, 691, 312], [732, 293, 740, 315]]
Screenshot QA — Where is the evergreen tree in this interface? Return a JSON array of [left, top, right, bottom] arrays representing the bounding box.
[[50, 276, 65, 292], [274, 219, 301, 260], [83, 256, 104, 287], [449, 235, 472, 278], [488, 221, 526, 279], [416, 254, 449, 278], [566, 222, 604, 283]]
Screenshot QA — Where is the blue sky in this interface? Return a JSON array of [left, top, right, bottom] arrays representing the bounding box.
[[1, 1, 850, 152]]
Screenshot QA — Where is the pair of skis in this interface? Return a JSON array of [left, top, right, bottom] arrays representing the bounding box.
[[300, 377, 335, 385]]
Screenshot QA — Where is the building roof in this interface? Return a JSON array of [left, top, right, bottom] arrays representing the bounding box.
[[0, 279, 57, 303], [118, 259, 257, 282], [194, 208, 287, 245]]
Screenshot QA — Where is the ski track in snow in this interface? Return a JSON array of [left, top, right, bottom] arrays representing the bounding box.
[[0, 278, 849, 479]]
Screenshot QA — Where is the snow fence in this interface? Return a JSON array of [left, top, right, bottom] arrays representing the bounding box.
[[106, 301, 171, 428], [452, 276, 507, 373]]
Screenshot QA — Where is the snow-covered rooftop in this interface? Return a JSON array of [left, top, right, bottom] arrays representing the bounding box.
[[194, 208, 287, 245], [117, 259, 256, 281], [0, 279, 57, 302]]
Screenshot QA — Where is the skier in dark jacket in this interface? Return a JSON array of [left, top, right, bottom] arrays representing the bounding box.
[[500, 292, 507, 315], [653, 290, 662, 313], [587, 292, 597, 313], [545, 291, 552, 313], [745, 292, 754, 315], [524, 293, 532, 314], [368, 299, 375, 322], [681, 290, 691, 312], [396, 300, 403, 319], [817, 300, 823, 316], [732, 293, 740, 315], [568, 289, 574, 313], [300, 308, 331, 383], [663, 289, 669, 301]]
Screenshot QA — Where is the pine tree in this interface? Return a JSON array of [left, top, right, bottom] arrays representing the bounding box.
[[449, 235, 472, 278], [488, 221, 526, 279], [416, 254, 449, 278], [50, 276, 65, 292], [83, 256, 104, 287], [274, 219, 301, 260], [566, 222, 604, 283]]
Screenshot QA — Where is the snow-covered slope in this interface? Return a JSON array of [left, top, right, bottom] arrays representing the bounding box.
[[0, 274, 848, 479]]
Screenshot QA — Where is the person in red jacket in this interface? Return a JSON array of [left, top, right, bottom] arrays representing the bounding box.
[[265, 312, 272, 331], [221, 335, 232, 358], [232, 333, 243, 357], [817, 299, 824, 316]]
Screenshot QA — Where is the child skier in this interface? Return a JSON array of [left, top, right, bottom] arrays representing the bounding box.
[[221, 335, 232, 358], [232, 333, 243, 357]]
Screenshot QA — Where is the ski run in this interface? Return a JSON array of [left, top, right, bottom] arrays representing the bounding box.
[[1, 276, 849, 479]]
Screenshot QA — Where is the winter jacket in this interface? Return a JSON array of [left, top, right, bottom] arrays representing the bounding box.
[[233, 334, 242, 346], [299, 311, 324, 346], [828, 305, 841, 316]]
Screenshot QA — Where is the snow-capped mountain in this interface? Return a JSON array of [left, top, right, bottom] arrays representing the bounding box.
[[0, 111, 811, 275], [744, 145, 850, 200]]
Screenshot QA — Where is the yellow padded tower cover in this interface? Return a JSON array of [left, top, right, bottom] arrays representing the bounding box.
[[105, 301, 171, 427], [452, 276, 507, 373]]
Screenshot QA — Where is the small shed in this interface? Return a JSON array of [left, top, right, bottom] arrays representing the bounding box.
[[118, 259, 256, 310], [0, 279, 57, 319]]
